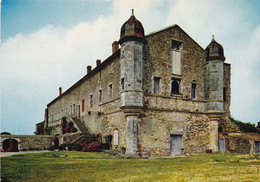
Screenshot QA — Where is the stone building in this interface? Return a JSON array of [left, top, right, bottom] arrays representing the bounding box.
[[39, 12, 259, 157]]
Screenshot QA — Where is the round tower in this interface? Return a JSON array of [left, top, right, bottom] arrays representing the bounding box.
[[119, 10, 145, 156], [205, 35, 225, 112], [205, 36, 225, 152]]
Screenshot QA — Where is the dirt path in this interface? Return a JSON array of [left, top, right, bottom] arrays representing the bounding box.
[[0, 150, 50, 158]]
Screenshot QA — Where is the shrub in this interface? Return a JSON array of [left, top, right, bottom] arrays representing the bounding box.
[[231, 117, 258, 132], [61, 118, 78, 134], [81, 141, 101, 152]]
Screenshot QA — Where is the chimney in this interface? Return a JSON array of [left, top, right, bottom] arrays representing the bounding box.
[[87, 65, 92, 74], [59, 87, 62, 96], [112, 41, 119, 53], [96, 59, 101, 66]]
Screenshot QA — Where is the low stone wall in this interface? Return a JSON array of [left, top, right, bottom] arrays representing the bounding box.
[[227, 133, 260, 154], [1, 135, 53, 151]]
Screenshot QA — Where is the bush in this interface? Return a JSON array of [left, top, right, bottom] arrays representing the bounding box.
[[81, 141, 101, 152], [61, 118, 78, 134], [231, 117, 258, 132]]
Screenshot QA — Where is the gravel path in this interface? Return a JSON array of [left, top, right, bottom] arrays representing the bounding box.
[[0, 150, 50, 157]]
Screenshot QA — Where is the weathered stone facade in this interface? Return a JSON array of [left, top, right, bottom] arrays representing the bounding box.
[[38, 13, 260, 157]]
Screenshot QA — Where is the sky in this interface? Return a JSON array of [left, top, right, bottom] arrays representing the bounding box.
[[1, 0, 260, 134]]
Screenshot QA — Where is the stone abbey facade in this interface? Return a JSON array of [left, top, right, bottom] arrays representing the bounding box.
[[39, 12, 260, 157]]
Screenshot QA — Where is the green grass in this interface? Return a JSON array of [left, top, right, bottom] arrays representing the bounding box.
[[1, 152, 260, 182]]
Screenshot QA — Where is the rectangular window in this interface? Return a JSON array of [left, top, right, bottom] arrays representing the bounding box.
[[90, 95, 93, 108], [171, 78, 181, 95], [73, 104, 75, 114], [70, 105, 72, 115], [82, 99, 85, 112], [171, 40, 182, 75], [223, 87, 226, 102], [121, 78, 124, 90], [99, 90, 102, 103], [109, 84, 113, 99], [99, 71, 102, 80], [153, 77, 160, 94], [191, 83, 196, 99], [66, 108, 67, 116], [62, 110, 63, 117]]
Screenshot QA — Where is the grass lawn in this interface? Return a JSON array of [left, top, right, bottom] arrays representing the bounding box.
[[1, 152, 260, 182]]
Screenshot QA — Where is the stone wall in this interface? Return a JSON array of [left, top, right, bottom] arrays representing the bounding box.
[[145, 25, 207, 101], [138, 111, 210, 157], [227, 133, 260, 153], [1, 135, 53, 151]]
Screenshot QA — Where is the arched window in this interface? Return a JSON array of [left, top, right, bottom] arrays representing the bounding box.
[[171, 78, 180, 95], [113, 129, 119, 146]]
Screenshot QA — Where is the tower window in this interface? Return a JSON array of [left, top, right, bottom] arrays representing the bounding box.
[[191, 83, 196, 99], [153, 77, 160, 94], [223, 87, 227, 102], [171, 78, 181, 95], [121, 78, 124, 90]]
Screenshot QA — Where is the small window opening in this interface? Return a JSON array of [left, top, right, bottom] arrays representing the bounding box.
[[223, 87, 226, 102], [171, 40, 182, 51], [171, 78, 180, 95], [99, 71, 102, 80], [109, 84, 113, 99], [99, 90, 102, 103], [121, 78, 124, 90], [191, 83, 196, 99], [82, 99, 85, 112], [90, 95, 93, 108], [154, 77, 160, 94]]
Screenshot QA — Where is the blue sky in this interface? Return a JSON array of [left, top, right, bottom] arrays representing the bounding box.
[[1, 0, 260, 134]]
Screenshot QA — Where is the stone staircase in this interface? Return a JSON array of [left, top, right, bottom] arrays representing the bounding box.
[[67, 117, 91, 135], [60, 117, 94, 145]]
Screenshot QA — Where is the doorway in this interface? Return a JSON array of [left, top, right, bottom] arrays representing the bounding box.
[[170, 135, 182, 155], [219, 138, 225, 153], [2, 139, 18, 152]]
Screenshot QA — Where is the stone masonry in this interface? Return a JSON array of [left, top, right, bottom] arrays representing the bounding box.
[[37, 12, 260, 157]]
